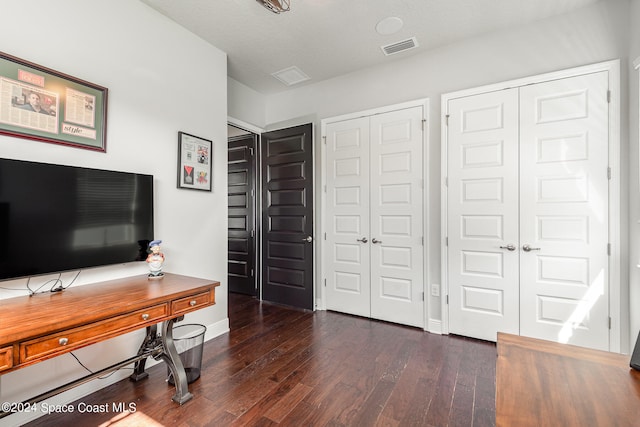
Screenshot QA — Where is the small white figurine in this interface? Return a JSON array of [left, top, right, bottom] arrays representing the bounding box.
[[146, 239, 165, 279]]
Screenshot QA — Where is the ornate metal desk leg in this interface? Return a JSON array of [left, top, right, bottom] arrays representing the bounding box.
[[160, 318, 193, 404], [129, 324, 160, 381]]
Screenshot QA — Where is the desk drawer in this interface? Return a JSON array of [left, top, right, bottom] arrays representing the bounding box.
[[0, 346, 12, 372], [20, 304, 168, 363], [172, 291, 210, 315]]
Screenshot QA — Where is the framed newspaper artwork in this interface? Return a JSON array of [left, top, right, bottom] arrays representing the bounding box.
[[0, 51, 107, 152], [177, 131, 213, 191]]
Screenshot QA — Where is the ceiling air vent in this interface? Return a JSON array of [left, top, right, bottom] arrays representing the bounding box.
[[381, 37, 418, 56], [271, 66, 310, 86]]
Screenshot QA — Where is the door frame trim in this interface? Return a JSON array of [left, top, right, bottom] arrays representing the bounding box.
[[228, 116, 265, 136], [440, 60, 623, 352], [319, 98, 431, 330]]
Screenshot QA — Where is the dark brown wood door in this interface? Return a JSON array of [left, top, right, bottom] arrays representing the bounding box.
[[261, 124, 314, 310], [228, 134, 257, 296]]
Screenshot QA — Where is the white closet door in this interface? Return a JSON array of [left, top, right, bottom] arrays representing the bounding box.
[[519, 72, 610, 350], [447, 89, 520, 341], [370, 107, 424, 328], [325, 106, 425, 327], [325, 117, 371, 317]]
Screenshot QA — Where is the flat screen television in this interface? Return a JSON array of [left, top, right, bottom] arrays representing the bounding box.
[[0, 158, 154, 281]]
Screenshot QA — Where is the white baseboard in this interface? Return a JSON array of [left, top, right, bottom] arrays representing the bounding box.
[[203, 317, 230, 342], [428, 319, 443, 334]]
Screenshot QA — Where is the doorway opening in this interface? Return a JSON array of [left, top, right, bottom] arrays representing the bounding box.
[[228, 124, 258, 297], [227, 122, 315, 311]]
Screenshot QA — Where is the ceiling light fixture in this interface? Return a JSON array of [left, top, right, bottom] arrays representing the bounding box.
[[258, 0, 290, 14], [376, 17, 404, 35]]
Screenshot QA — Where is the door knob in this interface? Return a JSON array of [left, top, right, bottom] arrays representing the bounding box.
[[356, 237, 368, 243], [522, 244, 540, 252], [302, 236, 313, 243], [371, 238, 382, 244], [499, 244, 516, 251]]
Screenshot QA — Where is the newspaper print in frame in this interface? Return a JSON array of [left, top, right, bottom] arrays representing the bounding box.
[[0, 51, 107, 152]]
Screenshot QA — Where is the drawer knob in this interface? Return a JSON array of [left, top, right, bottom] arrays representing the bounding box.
[[58, 338, 69, 346], [142, 313, 150, 321], [190, 300, 197, 307]]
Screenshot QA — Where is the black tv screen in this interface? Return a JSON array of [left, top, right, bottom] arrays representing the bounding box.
[[0, 158, 154, 280]]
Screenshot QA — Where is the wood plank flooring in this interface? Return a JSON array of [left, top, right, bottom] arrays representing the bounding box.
[[24, 293, 496, 426]]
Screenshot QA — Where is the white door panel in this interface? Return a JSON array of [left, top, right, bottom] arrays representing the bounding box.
[[447, 88, 520, 342], [370, 107, 424, 328], [519, 72, 609, 350], [325, 117, 370, 317]]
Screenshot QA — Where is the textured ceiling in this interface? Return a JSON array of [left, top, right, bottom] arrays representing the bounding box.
[[140, 0, 602, 94]]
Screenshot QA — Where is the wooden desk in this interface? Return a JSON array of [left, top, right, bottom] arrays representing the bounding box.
[[0, 273, 219, 411], [496, 333, 640, 427]]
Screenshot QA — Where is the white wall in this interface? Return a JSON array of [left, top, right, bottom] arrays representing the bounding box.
[[0, 1, 228, 425], [228, 77, 267, 129], [629, 0, 640, 351], [252, 0, 631, 334]]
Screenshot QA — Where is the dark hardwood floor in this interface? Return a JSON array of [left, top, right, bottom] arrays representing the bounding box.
[[24, 293, 496, 426]]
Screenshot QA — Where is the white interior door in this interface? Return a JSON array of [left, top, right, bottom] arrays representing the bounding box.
[[325, 117, 371, 317], [519, 72, 610, 350], [446, 72, 611, 350], [325, 106, 425, 327], [370, 107, 424, 328], [447, 89, 520, 341]]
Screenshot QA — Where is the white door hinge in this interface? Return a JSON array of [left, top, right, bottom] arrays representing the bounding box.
[[249, 147, 254, 156], [445, 114, 450, 126], [607, 90, 611, 103], [322, 136, 327, 144], [607, 243, 611, 256], [607, 167, 612, 180]]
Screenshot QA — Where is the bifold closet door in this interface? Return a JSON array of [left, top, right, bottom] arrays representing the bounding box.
[[325, 106, 425, 328], [446, 88, 520, 342], [447, 71, 610, 350]]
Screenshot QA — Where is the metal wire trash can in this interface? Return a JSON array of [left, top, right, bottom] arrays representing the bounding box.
[[167, 323, 206, 385]]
